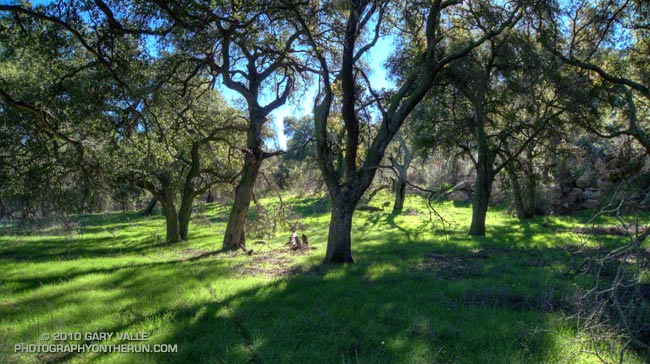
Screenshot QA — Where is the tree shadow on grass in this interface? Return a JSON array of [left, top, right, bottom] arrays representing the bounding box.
[[0, 234, 171, 263], [384, 210, 432, 244], [0, 248, 230, 296], [142, 260, 565, 364], [9, 258, 564, 363], [5, 236, 647, 364]]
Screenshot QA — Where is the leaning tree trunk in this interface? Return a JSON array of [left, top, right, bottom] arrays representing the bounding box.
[[469, 165, 494, 236], [142, 197, 157, 216], [325, 192, 360, 264], [393, 178, 406, 213], [364, 184, 390, 205], [222, 153, 263, 250], [223, 112, 266, 251]]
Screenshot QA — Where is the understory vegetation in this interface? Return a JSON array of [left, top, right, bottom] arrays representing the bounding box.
[[1, 195, 648, 364]]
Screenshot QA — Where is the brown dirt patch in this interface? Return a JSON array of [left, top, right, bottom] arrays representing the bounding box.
[[232, 247, 315, 278], [416, 253, 483, 279]]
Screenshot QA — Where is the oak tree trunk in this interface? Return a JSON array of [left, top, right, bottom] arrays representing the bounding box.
[[222, 154, 263, 250], [161, 197, 180, 244], [523, 158, 536, 218], [393, 178, 406, 212], [223, 110, 266, 251], [324, 194, 358, 264], [469, 166, 494, 236], [178, 192, 194, 241]]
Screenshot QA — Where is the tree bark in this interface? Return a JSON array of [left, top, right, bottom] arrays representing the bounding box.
[[206, 189, 215, 203], [525, 173, 536, 217], [469, 167, 493, 236], [178, 192, 194, 241], [390, 132, 412, 214], [177, 142, 202, 241], [160, 197, 180, 244], [222, 106, 268, 251], [523, 152, 536, 218], [325, 194, 358, 264], [142, 197, 157, 216], [222, 153, 262, 250], [469, 99, 494, 236], [393, 178, 406, 212]]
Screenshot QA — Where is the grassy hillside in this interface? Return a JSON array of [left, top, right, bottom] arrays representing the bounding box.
[[1, 195, 648, 364]]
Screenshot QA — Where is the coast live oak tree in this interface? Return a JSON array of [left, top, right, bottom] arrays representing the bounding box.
[[0, 1, 304, 250], [295, 0, 523, 262], [0, 7, 128, 217], [112, 83, 245, 243], [444, 30, 565, 235], [541, 0, 650, 154], [0, 3, 246, 242], [407, 26, 583, 234], [144, 0, 307, 251]]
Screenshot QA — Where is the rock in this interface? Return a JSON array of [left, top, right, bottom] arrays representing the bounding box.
[[549, 184, 561, 194], [448, 191, 469, 202], [597, 179, 613, 190], [607, 169, 622, 180], [583, 199, 600, 209], [567, 191, 580, 205], [576, 175, 591, 188], [582, 188, 601, 200]]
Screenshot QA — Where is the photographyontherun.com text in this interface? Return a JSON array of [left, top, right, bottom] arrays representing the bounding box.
[[14, 332, 177, 354]]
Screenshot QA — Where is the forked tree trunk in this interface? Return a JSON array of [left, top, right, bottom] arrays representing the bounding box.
[[222, 154, 263, 250], [469, 166, 494, 236], [325, 194, 359, 264], [389, 132, 412, 213], [393, 178, 406, 212]]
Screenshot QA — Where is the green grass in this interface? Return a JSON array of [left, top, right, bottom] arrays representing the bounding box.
[[1, 195, 648, 364]]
